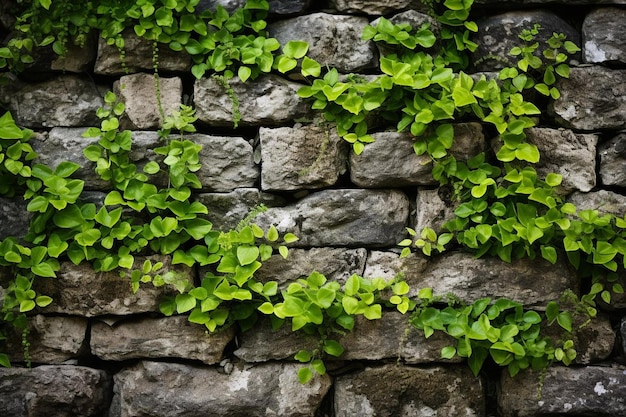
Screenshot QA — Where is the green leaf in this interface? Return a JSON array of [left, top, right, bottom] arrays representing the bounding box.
[[20, 299, 36, 312], [298, 367, 313, 384], [283, 40, 309, 59], [176, 293, 197, 314], [237, 245, 260, 266], [35, 295, 53, 307], [557, 311, 573, 332], [301, 56, 321, 77], [323, 340, 344, 357], [441, 346, 456, 359]]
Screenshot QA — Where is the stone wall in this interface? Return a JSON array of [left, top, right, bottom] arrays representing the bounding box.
[[1, 1, 626, 416]]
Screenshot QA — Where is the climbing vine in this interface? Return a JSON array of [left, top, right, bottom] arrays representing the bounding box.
[[0, 0, 624, 386]]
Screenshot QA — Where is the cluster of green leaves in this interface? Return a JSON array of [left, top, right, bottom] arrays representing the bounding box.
[[411, 290, 575, 377]]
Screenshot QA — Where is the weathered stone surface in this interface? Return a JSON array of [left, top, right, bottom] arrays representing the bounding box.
[[329, 0, 429, 15], [599, 132, 626, 188], [94, 29, 191, 75], [472, 10, 580, 71], [365, 251, 577, 307], [583, 7, 626, 64], [334, 365, 485, 417], [551, 66, 626, 131], [235, 312, 457, 364], [195, 188, 287, 231], [254, 189, 410, 247], [194, 74, 312, 127], [188, 133, 259, 192], [268, 13, 378, 73], [0, 365, 111, 417], [0, 197, 30, 240], [6, 315, 88, 364], [351, 123, 484, 188], [415, 187, 456, 234], [114, 73, 182, 130], [260, 124, 348, 191], [0, 75, 104, 128], [197, 0, 311, 14], [27, 39, 96, 74], [253, 247, 367, 286], [110, 361, 331, 417], [33, 256, 192, 316], [91, 316, 233, 364], [363, 251, 429, 298], [499, 366, 626, 417], [504, 127, 599, 193], [568, 189, 626, 217]]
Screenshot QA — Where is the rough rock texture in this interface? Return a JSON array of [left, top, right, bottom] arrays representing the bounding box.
[[260, 125, 348, 191], [235, 312, 457, 364], [363, 251, 429, 298], [110, 361, 332, 417], [599, 132, 626, 187], [196, 0, 311, 15], [329, 0, 429, 15], [33, 256, 192, 316], [351, 123, 485, 188], [91, 316, 234, 364], [0, 197, 31, 240], [473, 10, 580, 71], [365, 251, 578, 307], [513, 128, 599, 193], [551, 66, 626, 131], [253, 247, 367, 286], [195, 188, 287, 231], [268, 13, 378, 73], [94, 29, 192, 75], [27, 40, 96, 74], [567, 189, 626, 217], [499, 366, 626, 416], [190, 133, 259, 191], [334, 365, 485, 417], [0, 365, 111, 417], [254, 189, 410, 247], [583, 7, 626, 64], [5, 315, 88, 364], [194, 74, 312, 127], [415, 187, 456, 234], [114, 73, 183, 130], [0, 75, 104, 128]]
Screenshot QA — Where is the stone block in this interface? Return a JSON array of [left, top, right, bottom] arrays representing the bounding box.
[[599, 132, 626, 188], [334, 364, 485, 417], [0, 197, 30, 240], [583, 7, 626, 65], [110, 361, 331, 417], [260, 124, 348, 191], [91, 315, 234, 364], [329, 0, 429, 15]]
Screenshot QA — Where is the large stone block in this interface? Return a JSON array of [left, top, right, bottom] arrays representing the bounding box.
[[583, 7, 626, 65], [0, 365, 111, 417], [194, 74, 312, 127], [110, 361, 331, 417], [0, 75, 104, 128], [260, 124, 348, 191], [33, 256, 192, 316], [551, 66, 626, 131], [415, 187, 456, 234], [91, 315, 234, 364], [329, 0, 429, 15], [599, 132, 626, 188], [268, 13, 378, 73], [567, 189, 626, 218], [114, 73, 183, 130], [195, 188, 287, 231], [5, 315, 88, 364], [334, 364, 485, 417], [94, 29, 192, 75], [472, 10, 580, 71], [254, 189, 410, 247], [0, 197, 30, 240], [499, 366, 626, 416]]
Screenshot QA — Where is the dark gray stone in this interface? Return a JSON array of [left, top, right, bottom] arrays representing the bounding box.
[[583, 7, 626, 64], [194, 74, 312, 127], [499, 366, 626, 416], [110, 361, 331, 417], [254, 189, 410, 247], [0, 75, 104, 128], [329, 0, 429, 15], [335, 364, 485, 417], [0, 365, 111, 417], [260, 124, 348, 191], [268, 13, 378, 73], [599, 132, 626, 188], [0, 197, 31, 240], [551, 66, 626, 131], [472, 10, 580, 71], [91, 316, 234, 364]]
